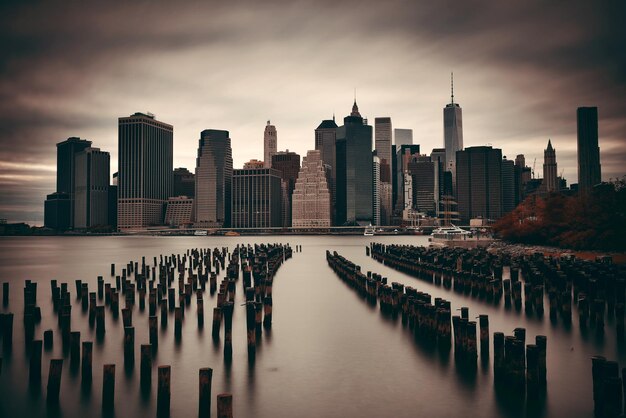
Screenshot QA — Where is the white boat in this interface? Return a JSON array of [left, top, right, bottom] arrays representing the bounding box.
[[429, 224, 492, 248], [430, 224, 471, 240], [194, 230, 208, 236], [364, 225, 375, 236]]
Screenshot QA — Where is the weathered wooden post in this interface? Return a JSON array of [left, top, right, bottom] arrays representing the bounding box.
[[175, 307, 183, 338], [591, 356, 607, 417], [70, 331, 81, 369], [96, 306, 105, 336], [161, 299, 168, 327], [46, 359, 63, 405], [2, 282, 8, 306], [157, 365, 171, 417], [217, 393, 233, 418], [246, 301, 256, 359], [199, 367, 213, 417], [263, 296, 273, 329], [536, 335, 547, 386], [3, 313, 13, 351], [122, 308, 132, 327], [212, 307, 222, 340], [102, 364, 115, 411], [223, 302, 234, 361], [149, 316, 158, 348], [124, 327, 135, 366], [479, 315, 489, 359], [82, 341, 93, 386], [44, 329, 53, 350], [29, 339, 42, 384]]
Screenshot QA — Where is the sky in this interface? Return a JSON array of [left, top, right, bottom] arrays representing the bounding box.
[[1, 0, 625, 224]]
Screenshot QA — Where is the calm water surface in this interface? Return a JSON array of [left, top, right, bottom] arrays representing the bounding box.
[[0, 236, 623, 417]]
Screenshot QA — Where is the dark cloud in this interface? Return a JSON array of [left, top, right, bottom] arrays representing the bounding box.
[[0, 0, 624, 224]]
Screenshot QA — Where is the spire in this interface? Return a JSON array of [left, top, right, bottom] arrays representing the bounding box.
[[547, 138, 553, 150], [332, 112, 335, 122], [350, 89, 361, 117], [450, 72, 454, 104]]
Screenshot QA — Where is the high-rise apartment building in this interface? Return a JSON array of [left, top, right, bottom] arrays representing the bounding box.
[[456, 146, 502, 223], [335, 101, 373, 225], [263, 121, 277, 168], [291, 150, 331, 228], [173, 167, 195, 197], [117, 112, 173, 230], [394, 128, 413, 146], [231, 168, 282, 228], [502, 156, 515, 214], [194, 129, 232, 228], [373, 153, 381, 226], [271, 151, 301, 227], [74, 147, 110, 228], [577, 107, 601, 192], [315, 118, 338, 224], [443, 74, 463, 193], [408, 155, 437, 215], [543, 139, 558, 193]]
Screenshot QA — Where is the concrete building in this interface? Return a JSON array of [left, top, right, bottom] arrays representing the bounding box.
[[375, 117, 393, 225], [271, 150, 301, 227], [335, 101, 373, 225], [44, 192, 71, 231], [577, 107, 601, 193], [314, 118, 338, 224], [117, 112, 173, 230], [194, 129, 233, 228], [165, 196, 194, 227], [408, 155, 437, 216], [173, 167, 195, 197], [74, 147, 110, 228], [263, 121, 277, 168], [543, 139, 558, 193], [291, 150, 331, 228], [502, 156, 515, 214], [231, 168, 282, 228], [443, 74, 463, 193], [394, 144, 421, 213], [456, 146, 502, 223], [394, 128, 413, 146], [373, 153, 381, 226]]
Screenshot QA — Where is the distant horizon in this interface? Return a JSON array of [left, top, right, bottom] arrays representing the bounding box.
[[1, 1, 624, 224]]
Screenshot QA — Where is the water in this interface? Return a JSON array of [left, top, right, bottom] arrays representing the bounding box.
[[0, 235, 622, 417]]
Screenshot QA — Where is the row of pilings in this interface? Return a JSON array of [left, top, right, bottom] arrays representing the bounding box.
[[0, 242, 294, 417], [326, 250, 547, 399], [368, 243, 626, 337]]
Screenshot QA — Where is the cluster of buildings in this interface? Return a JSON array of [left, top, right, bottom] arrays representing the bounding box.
[[43, 83, 603, 232]]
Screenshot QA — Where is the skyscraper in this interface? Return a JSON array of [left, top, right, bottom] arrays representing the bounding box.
[[394, 128, 413, 147], [117, 112, 173, 230], [577, 107, 601, 192], [271, 151, 301, 227], [231, 168, 282, 228], [375, 117, 393, 225], [292, 150, 331, 228], [443, 73, 463, 192], [315, 118, 338, 224], [373, 153, 381, 226], [502, 156, 515, 214], [394, 144, 420, 213], [173, 167, 195, 197], [74, 147, 110, 228], [456, 146, 502, 223], [408, 155, 437, 216], [335, 100, 373, 225], [543, 139, 558, 193], [194, 129, 233, 228], [263, 121, 277, 168]]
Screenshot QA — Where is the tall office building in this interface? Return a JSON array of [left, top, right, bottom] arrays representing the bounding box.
[[543, 140, 558, 193], [74, 147, 110, 228], [292, 150, 331, 228], [375, 118, 392, 178], [315, 118, 338, 224], [194, 129, 233, 228], [263, 121, 277, 168], [173, 167, 195, 197], [394, 144, 420, 213], [117, 112, 173, 230], [443, 74, 463, 192], [408, 155, 437, 215], [456, 146, 502, 223], [502, 156, 515, 214], [394, 128, 413, 146], [231, 168, 282, 228], [431, 148, 448, 200], [165, 196, 194, 227], [373, 153, 381, 226], [577, 107, 601, 192], [271, 151, 301, 227], [335, 101, 373, 225], [45, 137, 92, 229]]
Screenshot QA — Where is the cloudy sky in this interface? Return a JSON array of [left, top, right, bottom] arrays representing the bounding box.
[[1, 0, 624, 224]]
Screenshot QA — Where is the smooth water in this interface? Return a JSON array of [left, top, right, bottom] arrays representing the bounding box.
[[0, 236, 622, 418]]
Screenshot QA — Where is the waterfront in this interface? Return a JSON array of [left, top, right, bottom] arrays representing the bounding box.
[[0, 236, 624, 417]]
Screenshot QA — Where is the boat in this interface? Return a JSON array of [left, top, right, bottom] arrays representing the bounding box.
[[429, 224, 492, 248], [364, 225, 375, 236], [224, 231, 240, 236], [194, 230, 208, 236]]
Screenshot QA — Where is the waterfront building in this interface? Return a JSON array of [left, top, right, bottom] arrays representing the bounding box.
[[543, 139, 558, 193], [443, 74, 463, 193], [314, 118, 338, 224], [456, 146, 502, 223], [173, 167, 195, 197], [577, 107, 601, 193], [231, 168, 282, 228], [291, 150, 331, 228], [335, 101, 373, 225], [117, 112, 173, 230], [44, 192, 71, 231], [194, 129, 233, 228], [165, 196, 194, 227], [74, 147, 110, 228], [271, 150, 301, 227], [263, 120, 277, 168]]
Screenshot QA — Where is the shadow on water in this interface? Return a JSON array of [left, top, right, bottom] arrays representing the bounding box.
[[494, 383, 548, 418]]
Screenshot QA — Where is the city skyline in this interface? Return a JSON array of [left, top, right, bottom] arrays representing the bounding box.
[[0, 1, 625, 223]]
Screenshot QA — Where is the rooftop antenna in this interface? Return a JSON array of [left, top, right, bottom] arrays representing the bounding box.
[[354, 88, 357, 103], [450, 72, 454, 104]]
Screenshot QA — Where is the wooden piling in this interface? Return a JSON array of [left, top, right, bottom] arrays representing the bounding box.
[[46, 359, 63, 405], [102, 364, 115, 410], [141, 344, 152, 389], [217, 393, 233, 418], [122, 308, 132, 327], [223, 302, 234, 360], [157, 365, 171, 417], [44, 329, 53, 350], [29, 339, 42, 383], [263, 296, 273, 329], [70, 331, 81, 367], [479, 315, 489, 358], [2, 313, 13, 351], [246, 302, 256, 358], [96, 306, 105, 335], [199, 367, 213, 417], [124, 327, 135, 366], [175, 307, 182, 338], [2, 282, 8, 306], [82, 341, 93, 385]]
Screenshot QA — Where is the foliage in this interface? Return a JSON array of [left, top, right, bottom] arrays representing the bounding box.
[[493, 178, 626, 251]]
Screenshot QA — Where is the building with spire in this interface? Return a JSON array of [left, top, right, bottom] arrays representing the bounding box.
[[335, 100, 373, 225], [542, 139, 558, 193], [263, 120, 277, 168], [443, 73, 463, 194], [292, 150, 331, 228]]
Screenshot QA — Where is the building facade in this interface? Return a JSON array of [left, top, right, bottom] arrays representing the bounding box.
[[502, 156, 515, 214], [173, 167, 195, 197], [577, 107, 601, 193], [291, 150, 331, 228], [394, 128, 413, 147], [231, 168, 282, 228], [443, 75, 463, 193], [194, 129, 233, 228], [74, 147, 110, 228], [373, 153, 381, 226], [543, 139, 558, 193], [271, 151, 301, 227], [165, 196, 194, 227], [456, 146, 502, 223], [263, 121, 277, 168], [408, 155, 437, 216], [117, 112, 173, 230], [315, 118, 338, 224]]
